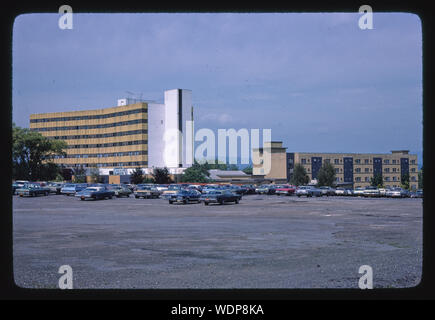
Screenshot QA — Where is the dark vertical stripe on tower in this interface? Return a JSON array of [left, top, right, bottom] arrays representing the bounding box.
[[178, 89, 183, 167]]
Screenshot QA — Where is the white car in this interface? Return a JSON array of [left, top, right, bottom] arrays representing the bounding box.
[[335, 187, 346, 196], [363, 186, 380, 197], [386, 187, 407, 198], [353, 187, 365, 196]]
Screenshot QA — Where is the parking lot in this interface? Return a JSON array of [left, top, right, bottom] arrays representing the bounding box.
[[13, 193, 422, 289]]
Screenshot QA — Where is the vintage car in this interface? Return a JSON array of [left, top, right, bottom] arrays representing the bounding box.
[[109, 185, 133, 197], [61, 183, 88, 196], [319, 186, 336, 196], [200, 190, 241, 205], [334, 187, 346, 196], [161, 185, 183, 199], [75, 186, 115, 200], [16, 182, 51, 197], [363, 186, 380, 197], [168, 190, 201, 204], [47, 182, 64, 194], [255, 185, 276, 195], [295, 186, 322, 197], [241, 184, 256, 194], [275, 185, 296, 196], [134, 186, 160, 199], [385, 187, 408, 198], [353, 187, 365, 197], [410, 189, 423, 198]]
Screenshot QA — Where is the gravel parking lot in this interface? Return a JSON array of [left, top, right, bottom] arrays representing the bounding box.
[[13, 194, 422, 289]]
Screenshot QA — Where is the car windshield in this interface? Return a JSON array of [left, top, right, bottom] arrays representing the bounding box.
[[84, 187, 100, 192]]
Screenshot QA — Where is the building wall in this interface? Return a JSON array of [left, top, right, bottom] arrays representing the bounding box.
[[147, 102, 166, 168], [252, 141, 288, 180], [30, 103, 149, 168], [292, 151, 418, 189]]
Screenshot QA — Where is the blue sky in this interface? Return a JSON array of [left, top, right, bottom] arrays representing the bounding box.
[[12, 12, 422, 163]]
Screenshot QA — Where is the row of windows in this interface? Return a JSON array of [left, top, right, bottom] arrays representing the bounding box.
[[30, 107, 147, 123], [354, 176, 418, 182], [31, 119, 147, 132], [69, 161, 148, 167], [302, 158, 416, 165], [54, 150, 148, 159], [66, 140, 148, 149], [47, 129, 148, 140]]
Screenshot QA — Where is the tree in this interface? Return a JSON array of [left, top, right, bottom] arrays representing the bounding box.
[[418, 167, 423, 189], [242, 166, 253, 175], [130, 167, 144, 184], [370, 173, 383, 188], [401, 172, 410, 190], [291, 164, 309, 186], [73, 165, 87, 183], [89, 165, 104, 183], [180, 162, 210, 183], [152, 167, 172, 184], [12, 124, 67, 181], [317, 163, 336, 187]]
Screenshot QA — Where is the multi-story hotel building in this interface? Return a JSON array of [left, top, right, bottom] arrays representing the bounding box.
[[29, 89, 193, 172], [253, 141, 419, 190]]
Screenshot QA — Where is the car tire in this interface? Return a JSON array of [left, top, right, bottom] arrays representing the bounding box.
[[235, 199, 239, 204], [219, 200, 224, 205], [204, 202, 209, 205], [169, 200, 173, 204], [183, 199, 187, 204], [45, 192, 49, 196]]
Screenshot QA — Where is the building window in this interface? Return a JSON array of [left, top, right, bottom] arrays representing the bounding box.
[[385, 177, 390, 181], [393, 177, 397, 181], [392, 159, 396, 164], [384, 168, 390, 173], [301, 158, 306, 164], [335, 168, 339, 173], [364, 159, 369, 164], [325, 159, 330, 164], [411, 176, 416, 182], [355, 177, 361, 182], [411, 168, 416, 172], [334, 159, 339, 164], [384, 159, 390, 164], [355, 159, 361, 164], [365, 177, 369, 182], [355, 168, 361, 173], [365, 168, 369, 173], [392, 168, 397, 172], [411, 159, 416, 165]]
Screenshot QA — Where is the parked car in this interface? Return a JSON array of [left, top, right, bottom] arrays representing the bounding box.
[[353, 187, 365, 197], [241, 184, 256, 194], [319, 186, 336, 196], [295, 186, 322, 197], [335, 187, 346, 196], [61, 183, 88, 196], [200, 190, 242, 205], [255, 185, 275, 195], [109, 185, 133, 197], [16, 182, 51, 197], [345, 189, 354, 196], [363, 186, 380, 197], [410, 189, 423, 198], [75, 186, 115, 200], [161, 185, 182, 199], [385, 187, 408, 198], [47, 182, 63, 194], [275, 185, 296, 196], [168, 189, 202, 204], [228, 185, 246, 195], [378, 188, 388, 197], [134, 186, 160, 199]]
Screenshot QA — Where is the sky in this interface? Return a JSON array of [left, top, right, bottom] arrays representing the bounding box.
[[12, 12, 423, 164]]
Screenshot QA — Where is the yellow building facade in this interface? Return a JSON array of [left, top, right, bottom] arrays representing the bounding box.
[[30, 103, 149, 168]]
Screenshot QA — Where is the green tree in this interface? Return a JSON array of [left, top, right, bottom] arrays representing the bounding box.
[[242, 165, 253, 175], [12, 124, 67, 181], [180, 162, 210, 183], [152, 167, 172, 184], [418, 167, 423, 189], [317, 163, 336, 187], [130, 167, 144, 184], [291, 164, 309, 186], [73, 165, 87, 183], [89, 165, 104, 183], [401, 172, 410, 190], [370, 173, 383, 188]]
